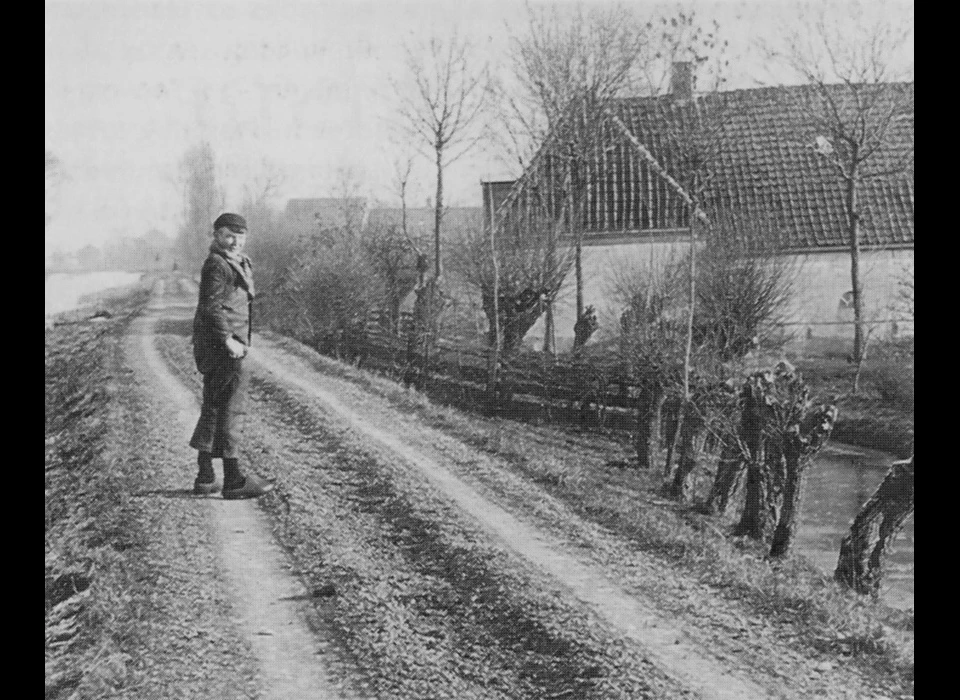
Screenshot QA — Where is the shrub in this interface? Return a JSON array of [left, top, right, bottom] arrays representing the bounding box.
[[867, 341, 914, 412]]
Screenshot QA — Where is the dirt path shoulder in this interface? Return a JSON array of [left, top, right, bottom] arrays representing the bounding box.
[[241, 330, 904, 700], [125, 280, 359, 699]]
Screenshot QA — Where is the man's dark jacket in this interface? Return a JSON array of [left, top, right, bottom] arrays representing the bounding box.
[[192, 246, 254, 375]]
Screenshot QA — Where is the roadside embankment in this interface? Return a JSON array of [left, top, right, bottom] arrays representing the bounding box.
[[798, 343, 914, 459], [46, 281, 266, 700], [830, 400, 914, 460], [45, 288, 151, 698]]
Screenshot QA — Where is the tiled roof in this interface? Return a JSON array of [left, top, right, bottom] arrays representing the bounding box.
[[511, 82, 914, 250]]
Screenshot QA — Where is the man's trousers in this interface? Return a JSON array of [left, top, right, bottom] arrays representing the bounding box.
[[189, 357, 249, 459]]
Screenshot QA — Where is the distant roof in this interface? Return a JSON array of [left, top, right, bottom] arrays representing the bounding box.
[[284, 197, 368, 230], [507, 82, 914, 250], [366, 206, 483, 241]]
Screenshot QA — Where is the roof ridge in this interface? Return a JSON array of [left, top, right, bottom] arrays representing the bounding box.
[[616, 80, 914, 106]]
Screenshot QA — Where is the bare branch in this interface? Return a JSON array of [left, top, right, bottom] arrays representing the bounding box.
[[391, 30, 489, 280]]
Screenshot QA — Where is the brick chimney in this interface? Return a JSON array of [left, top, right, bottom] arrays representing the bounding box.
[[670, 61, 694, 100]]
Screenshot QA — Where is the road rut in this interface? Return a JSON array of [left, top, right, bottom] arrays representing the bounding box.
[[134, 281, 356, 699]]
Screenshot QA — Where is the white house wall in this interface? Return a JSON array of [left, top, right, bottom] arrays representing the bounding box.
[[783, 248, 914, 345], [523, 239, 914, 353]]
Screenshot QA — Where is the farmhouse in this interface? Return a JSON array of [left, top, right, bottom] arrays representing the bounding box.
[[485, 69, 914, 352]]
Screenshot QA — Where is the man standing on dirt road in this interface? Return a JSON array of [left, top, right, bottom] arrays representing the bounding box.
[[188, 212, 274, 500]]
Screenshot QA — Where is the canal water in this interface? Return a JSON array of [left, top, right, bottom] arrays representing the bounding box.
[[797, 443, 914, 610], [45, 271, 144, 318]]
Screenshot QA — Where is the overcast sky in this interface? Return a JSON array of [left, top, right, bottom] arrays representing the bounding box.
[[45, 0, 912, 254]]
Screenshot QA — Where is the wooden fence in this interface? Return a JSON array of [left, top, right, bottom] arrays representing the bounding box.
[[349, 309, 644, 427]]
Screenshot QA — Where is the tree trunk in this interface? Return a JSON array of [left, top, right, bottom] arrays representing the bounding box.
[[407, 276, 435, 389], [768, 449, 807, 558], [572, 305, 597, 350], [421, 281, 434, 388], [682, 217, 697, 404], [769, 405, 838, 558], [634, 382, 666, 469], [434, 144, 444, 280], [732, 377, 776, 541], [835, 456, 914, 595], [662, 396, 683, 480], [570, 151, 584, 329], [845, 163, 864, 394], [670, 401, 704, 502], [573, 235, 584, 350], [735, 449, 780, 542], [486, 190, 501, 407], [543, 301, 554, 355], [706, 438, 744, 516]]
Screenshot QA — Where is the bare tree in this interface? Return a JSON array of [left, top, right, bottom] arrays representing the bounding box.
[[174, 141, 225, 269], [649, 211, 797, 493], [333, 165, 367, 238], [762, 0, 914, 393], [499, 2, 651, 165], [610, 256, 687, 469], [691, 211, 797, 362], [645, 10, 732, 404], [604, 12, 731, 484], [242, 159, 285, 214], [500, 2, 651, 349], [363, 222, 419, 337], [240, 162, 288, 311], [450, 211, 574, 359], [393, 31, 488, 281], [392, 155, 416, 245]]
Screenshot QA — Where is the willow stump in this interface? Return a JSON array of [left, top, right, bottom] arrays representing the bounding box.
[[731, 362, 837, 549], [634, 381, 666, 470], [834, 456, 914, 595], [731, 371, 775, 540], [768, 404, 838, 558], [706, 438, 745, 516]]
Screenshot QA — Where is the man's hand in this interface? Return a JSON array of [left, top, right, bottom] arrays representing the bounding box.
[[225, 337, 247, 359]]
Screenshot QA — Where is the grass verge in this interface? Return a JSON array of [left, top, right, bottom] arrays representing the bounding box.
[[45, 289, 150, 699], [792, 339, 914, 459], [266, 333, 914, 695]]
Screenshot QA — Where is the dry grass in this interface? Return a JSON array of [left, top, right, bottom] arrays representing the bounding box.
[[45, 292, 150, 699], [261, 329, 914, 690], [314, 355, 915, 685], [793, 339, 914, 459], [493, 440, 915, 682]]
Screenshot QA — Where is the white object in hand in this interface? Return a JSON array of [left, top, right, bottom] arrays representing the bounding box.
[[226, 337, 247, 359]]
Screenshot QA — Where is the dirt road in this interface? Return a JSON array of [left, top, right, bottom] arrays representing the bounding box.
[[125, 276, 900, 699]]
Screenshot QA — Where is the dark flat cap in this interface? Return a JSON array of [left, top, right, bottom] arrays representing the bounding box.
[[213, 212, 248, 232]]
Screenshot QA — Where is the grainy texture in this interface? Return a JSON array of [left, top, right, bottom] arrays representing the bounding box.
[[47, 276, 913, 699]]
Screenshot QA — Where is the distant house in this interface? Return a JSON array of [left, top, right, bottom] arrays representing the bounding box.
[[284, 197, 370, 233], [488, 70, 914, 350], [76, 244, 104, 271], [101, 230, 174, 271], [366, 206, 483, 247]]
